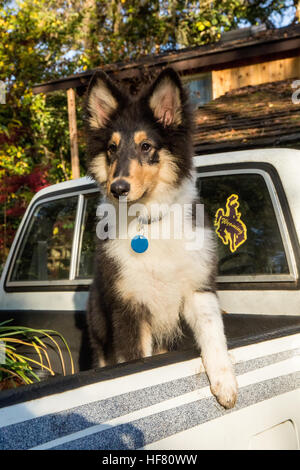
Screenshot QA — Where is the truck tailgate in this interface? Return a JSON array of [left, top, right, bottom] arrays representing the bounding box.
[[0, 315, 300, 450]]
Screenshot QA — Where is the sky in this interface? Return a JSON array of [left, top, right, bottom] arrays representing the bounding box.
[[270, 1, 296, 27]]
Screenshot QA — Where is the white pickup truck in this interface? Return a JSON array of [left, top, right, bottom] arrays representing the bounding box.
[[0, 148, 300, 450]]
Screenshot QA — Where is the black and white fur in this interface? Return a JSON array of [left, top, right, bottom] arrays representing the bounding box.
[[85, 68, 237, 409]]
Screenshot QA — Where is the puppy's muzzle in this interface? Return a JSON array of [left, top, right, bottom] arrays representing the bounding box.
[[110, 179, 130, 199]]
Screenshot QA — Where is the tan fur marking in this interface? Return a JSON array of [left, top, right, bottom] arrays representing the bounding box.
[[97, 356, 107, 368], [107, 160, 118, 195], [154, 348, 168, 355], [140, 320, 153, 357], [115, 277, 135, 303], [107, 148, 178, 202], [157, 149, 178, 185], [127, 159, 160, 201], [89, 152, 108, 184], [134, 131, 148, 145], [109, 131, 121, 147]]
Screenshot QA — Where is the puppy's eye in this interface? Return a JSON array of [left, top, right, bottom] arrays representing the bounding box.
[[108, 143, 117, 153], [141, 142, 151, 152]]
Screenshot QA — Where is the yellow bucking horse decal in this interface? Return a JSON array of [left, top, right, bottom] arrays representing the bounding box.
[[214, 194, 247, 253]]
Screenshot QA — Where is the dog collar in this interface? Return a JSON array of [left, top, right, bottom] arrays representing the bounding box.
[[138, 214, 163, 225]]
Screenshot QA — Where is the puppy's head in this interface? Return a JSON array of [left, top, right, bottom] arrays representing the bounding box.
[[85, 68, 193, 204]]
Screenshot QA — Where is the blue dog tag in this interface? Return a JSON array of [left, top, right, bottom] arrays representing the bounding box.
[[131, 235, 149, 253]]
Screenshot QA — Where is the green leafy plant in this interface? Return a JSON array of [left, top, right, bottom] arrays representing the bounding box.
[[0, 319, 74, 390]]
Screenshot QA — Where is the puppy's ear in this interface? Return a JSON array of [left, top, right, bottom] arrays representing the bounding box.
[[86, 71, 124, 129], [147, 68, 183, 127]]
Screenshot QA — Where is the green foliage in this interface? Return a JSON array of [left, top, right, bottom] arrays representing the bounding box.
[[0, 0, 84, 268], [0, 319, 74, 389], [0, 0, 295, 270], [74, 0, 291, 68]]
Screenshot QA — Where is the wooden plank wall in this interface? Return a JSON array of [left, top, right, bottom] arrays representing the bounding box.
[[212, 56, 300, 99]]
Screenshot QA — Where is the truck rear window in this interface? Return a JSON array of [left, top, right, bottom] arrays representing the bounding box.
[[10, 196, 77, 282], [198, 171, 290, 278]]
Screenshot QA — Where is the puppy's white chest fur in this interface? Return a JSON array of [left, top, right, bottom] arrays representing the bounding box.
[[105, 217, 215, 340]]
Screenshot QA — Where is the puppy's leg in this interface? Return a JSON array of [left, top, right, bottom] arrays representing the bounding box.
[[88, 323, 107, 368], [113, 304, 152, 363], [184, 291, 237, 409], [86, 290, 108, 368]]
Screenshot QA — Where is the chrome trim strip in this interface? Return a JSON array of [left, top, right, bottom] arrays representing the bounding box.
[[6, 279, 92, 287], [217, 274, 295, 283], [69, 194, 85, 280], [75, 197, 87, 281]]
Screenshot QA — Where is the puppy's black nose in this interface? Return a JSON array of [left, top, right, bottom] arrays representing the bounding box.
[[110, 179, 130, 198]]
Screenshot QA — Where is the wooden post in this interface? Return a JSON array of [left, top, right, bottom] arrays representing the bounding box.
[[67, 88, 80, 179]]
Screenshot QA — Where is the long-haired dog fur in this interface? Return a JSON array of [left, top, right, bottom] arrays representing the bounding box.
[[85, 68, 237, 408]]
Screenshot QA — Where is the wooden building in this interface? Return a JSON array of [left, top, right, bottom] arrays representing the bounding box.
[[194, 78, 300, 154], [33, 24, 300, 177]]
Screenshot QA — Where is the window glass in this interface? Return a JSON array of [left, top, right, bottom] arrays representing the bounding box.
[[11, 196, 78, 282], [197, 172, 289, 276], [77, 193, 101, 279], [185, 73, 212, 107]]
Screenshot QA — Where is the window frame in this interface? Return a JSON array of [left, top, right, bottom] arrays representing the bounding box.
[[182, 72, 212, 107], [196, 162, 300, 290], [73, 190, 102, 281], [5, 187, 98, 291]]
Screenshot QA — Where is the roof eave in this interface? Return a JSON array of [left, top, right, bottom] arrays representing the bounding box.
[[32, 26, 300, 95]]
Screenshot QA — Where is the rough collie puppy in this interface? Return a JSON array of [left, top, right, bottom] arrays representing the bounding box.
[[85, 68, 237, 409]]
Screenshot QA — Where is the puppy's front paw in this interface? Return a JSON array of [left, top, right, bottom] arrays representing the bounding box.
[[210, 368, 238, 409]]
